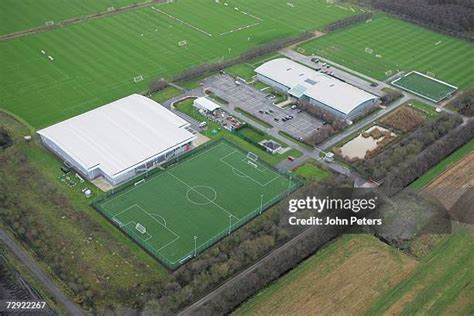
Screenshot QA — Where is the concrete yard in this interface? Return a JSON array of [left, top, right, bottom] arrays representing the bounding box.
[[203, 75, 323, 140]]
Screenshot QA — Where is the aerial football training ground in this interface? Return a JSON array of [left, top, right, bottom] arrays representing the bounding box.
[[391, 71, 457, 103], [0, 0, 357, 128], [95, 140, 300, 269], [298, 15, 474, 88]]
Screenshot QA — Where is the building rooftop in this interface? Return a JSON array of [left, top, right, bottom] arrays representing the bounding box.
[[38, 94, 196, 177], [194, 97, 221, 112], [255, 58, 378, 115]]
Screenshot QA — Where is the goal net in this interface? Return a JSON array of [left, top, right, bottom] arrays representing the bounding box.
[[134, 179, 146, 186], [45, 21, 55, 26], [247, 152, 259, 162], [133, 75, 144, 83], [365, 47, 373, 54], [107, 7, 115, 12], [178, 40, 187, 47], [135, 223, 147, 234]]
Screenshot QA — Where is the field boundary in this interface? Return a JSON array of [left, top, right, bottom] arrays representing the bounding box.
[[93, 139, 303, 269], [391, 71, 458, 103]]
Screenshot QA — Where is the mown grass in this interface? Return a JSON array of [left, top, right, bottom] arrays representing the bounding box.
[[298, 15, 474, 88], [174, 99, 302, 165], [150, 86, 182, 103], [1, 0, 357, 129], [409, 139, 474, 190], [367, 232, 474, 315], [235, 107, 273, 128], [293, 160, 330, 182], [405, 99, 439, 118], [0, 0, 148, 35]]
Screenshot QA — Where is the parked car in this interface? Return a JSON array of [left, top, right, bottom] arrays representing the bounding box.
[[287, 155, 296, 161]]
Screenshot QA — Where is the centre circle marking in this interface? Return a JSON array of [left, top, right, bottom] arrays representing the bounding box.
[[186, 186, 217, 205]]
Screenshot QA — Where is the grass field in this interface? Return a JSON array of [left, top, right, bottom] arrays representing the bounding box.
[[96, 140, 299, 268], [367, 232, 474, 315], [392, 71, 457, 102], [406, 99, 439, 118], [0, 0, 357, 129], [0, 0, 147, 35], [151, 86, 182, 103], [298, 15, 474, 87], [293, 160, 330, 182], [410, 139, 474, 190], [234, 234, 417, 315]]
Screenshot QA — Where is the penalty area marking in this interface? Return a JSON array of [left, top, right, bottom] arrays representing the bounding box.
[[219, 151, 281, 187], [151, 6, 213, 37]]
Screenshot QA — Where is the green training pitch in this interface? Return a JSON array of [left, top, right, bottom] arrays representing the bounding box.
[[95, 140, 300, 269], [0, 0, 357, 129], [0, 0, 146, 35], [297, 15, 474, 88], [391, 71, 457, 103]]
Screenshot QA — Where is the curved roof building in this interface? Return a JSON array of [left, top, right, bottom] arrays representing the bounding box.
[[255, 58, 378, 119]]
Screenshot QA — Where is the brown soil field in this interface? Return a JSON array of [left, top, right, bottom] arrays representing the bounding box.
[[381, 106, 425, 132], [421, 152, 474, 212], [234, 235, 417, 316]]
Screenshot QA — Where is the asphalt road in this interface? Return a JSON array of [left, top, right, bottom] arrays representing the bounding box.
[[0, 229, 84, 316]]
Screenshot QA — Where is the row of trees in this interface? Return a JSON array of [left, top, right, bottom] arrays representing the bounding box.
[[382, 119, 474, 194], [296, 100, 347, 145], [354, 0, 474, 39], [139, 175, 355, 314], [449, 89, 474, 116], [323, 12, 373, 32], [170, 32, 314, 84]]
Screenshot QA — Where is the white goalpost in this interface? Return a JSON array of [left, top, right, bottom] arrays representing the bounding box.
[[134, 179, 146, 186], [365, 47, 373, 54], [135, 223, 147, 234], [133, 75, 144, 83], [247, 152, 259, 162], [178, 40, 187, 47], [45, 20, 55, 26]]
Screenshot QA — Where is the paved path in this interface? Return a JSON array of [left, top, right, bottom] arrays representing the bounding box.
[[0, 229, 84, 316]]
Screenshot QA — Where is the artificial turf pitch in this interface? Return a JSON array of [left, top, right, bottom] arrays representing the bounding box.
[[391, 71, 457, 103], [297, 15, 474, 88], [95, 140, 299, 269]]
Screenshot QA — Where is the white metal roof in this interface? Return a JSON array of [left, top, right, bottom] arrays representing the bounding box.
[[194, 97, 221, 112], [38, 94, 196, 177], [255, 58, 378, 115]]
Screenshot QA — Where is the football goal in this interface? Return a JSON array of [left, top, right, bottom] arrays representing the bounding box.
[[247, 152, 259, 162], [178, 40, 187, 47], [365, 47, 373, 54], [135, 223, 147, 234], [45, 21, 55, 26], [133, 75, 144, 83]]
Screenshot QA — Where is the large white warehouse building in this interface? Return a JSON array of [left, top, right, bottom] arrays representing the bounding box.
[[255, 58, 379, 119], [38, 94, 196, 185]]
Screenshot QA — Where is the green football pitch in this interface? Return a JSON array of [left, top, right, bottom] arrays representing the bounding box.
[[392, 71, 457, 103], [297, 15, 474, 88], [0, 0, 357, 129], [0, 0, 145, 35], [95, 140, 300, 269]]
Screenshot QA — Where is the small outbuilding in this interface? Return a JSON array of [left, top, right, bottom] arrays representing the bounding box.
[[193, 97, 221, 113]]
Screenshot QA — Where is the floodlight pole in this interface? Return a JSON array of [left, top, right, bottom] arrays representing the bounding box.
[[228, 215, 232, 235], [194, 236, 198, 257], [287, 172, 292, 195], [260, 194, 264, 214]]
